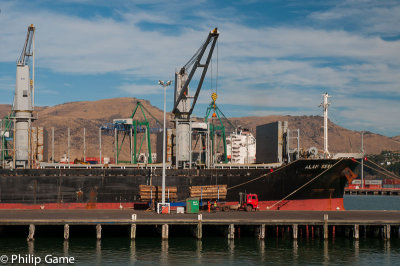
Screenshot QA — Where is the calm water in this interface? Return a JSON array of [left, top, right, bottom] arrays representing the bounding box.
[[0, 195, 399, 265]]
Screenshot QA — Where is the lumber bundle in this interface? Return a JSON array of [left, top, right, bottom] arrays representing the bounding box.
[[189, 185, 227, 200], [139, 185, 178, 201]]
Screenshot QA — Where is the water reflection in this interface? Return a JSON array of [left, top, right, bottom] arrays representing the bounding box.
[[160, 240, 168, 265], [259, 240, 265, 261], [196, 240, 202, 259], [323, 240, 329, 265], [63, 240, 69, 256], [130, 240, 136, 264], [292, 240, 298, 261], [27, 240, 34, 255], [96, 240, 101, 265]]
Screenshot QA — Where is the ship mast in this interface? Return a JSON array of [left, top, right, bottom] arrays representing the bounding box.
[[319, 93, 330, 158]]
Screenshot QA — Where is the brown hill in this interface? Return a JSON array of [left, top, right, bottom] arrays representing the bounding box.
[[1, 97, 399, 162]]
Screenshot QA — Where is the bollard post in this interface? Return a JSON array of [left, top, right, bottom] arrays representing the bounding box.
[[27, 224, 35, 241], [162, 224, 169, 240], [292, 224, 298, 240], [354, 224, 359, 240], [96, 224, 102, 240], [64, 224, 70, 240]]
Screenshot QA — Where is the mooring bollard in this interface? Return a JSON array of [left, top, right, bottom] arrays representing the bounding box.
[[64, 224, 70, 240], [96, 224, 102, 240], [162, 224, 169, 240], [27, 224, 35, 241]]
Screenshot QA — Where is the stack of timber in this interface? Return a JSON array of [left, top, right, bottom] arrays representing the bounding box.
[[139, 185, 178, 201], [189, 185, 227, 200]]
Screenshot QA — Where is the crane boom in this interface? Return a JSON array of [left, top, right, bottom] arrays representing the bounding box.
[[18, 24, 35, 66], [172, 28, 219, 119]]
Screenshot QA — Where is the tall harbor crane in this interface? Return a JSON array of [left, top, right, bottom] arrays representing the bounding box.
[[13, 24, 36, 168], [172, 28, 219, 167]]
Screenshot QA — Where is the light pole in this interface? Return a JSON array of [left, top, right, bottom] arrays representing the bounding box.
[[159, 80, 172, 205], [361, 131, 364, 189]]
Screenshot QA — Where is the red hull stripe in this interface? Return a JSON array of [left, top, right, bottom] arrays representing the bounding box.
[[0, 198, 344, 211]]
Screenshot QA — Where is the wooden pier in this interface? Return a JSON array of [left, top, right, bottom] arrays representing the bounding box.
[[1, 210, 400, 241]]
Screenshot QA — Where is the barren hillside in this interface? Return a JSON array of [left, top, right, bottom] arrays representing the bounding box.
[[1, 97, 399, 162]]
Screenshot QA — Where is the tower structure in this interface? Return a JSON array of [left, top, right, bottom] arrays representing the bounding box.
[[319, 93, 330, 158]]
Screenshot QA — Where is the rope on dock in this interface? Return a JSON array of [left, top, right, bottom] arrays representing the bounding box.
[[267, 158, 344, 210]]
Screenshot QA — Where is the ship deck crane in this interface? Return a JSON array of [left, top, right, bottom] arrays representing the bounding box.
[[172, 28, 219, 167]]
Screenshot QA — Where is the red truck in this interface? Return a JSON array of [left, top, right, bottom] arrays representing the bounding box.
[[216, 192, 259, 212]]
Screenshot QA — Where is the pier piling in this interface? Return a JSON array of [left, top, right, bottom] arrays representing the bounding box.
[[384, 225, 391, 240], [292, 224, 298, 240], [354, 224, 359, 240], [96, 224, 102, 240], [258, 224, 265, 239], [196, 223, 202, 239], [64, 224, 70, 240], [162, 224, 169, 240], [27, 224, 35, 241], [130, 224, 136, 239], [228, 224, 235, 240], [324, 214, 328, 239]]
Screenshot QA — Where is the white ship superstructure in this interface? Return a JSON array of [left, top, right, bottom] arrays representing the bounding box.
[[226, 129, 256, 164]]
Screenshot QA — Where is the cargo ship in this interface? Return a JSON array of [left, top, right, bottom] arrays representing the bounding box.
[[0, 26, 361, 211], [0, 158, 358, 211]]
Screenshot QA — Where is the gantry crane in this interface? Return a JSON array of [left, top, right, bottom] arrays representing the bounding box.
[[172, 28, 219, 167]]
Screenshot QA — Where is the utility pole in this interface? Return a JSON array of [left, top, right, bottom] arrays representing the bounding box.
[[319, 93, 331, 158]]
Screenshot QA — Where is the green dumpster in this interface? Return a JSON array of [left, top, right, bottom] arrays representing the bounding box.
[[186, 198, 199, 213]]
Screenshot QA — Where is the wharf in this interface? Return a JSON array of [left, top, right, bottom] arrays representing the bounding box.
[[0, 210, 400, 225], [1, 210, 400, 241]]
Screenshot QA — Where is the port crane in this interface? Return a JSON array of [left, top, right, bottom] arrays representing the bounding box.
[[172, 28, 219, 167], [13, 24, 36, 168]]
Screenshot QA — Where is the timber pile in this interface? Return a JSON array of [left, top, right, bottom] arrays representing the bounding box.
[[139, 185, 178, 201], [189, 185, 227, 200]]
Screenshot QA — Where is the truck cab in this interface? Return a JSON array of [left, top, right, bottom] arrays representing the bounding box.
[[239, 192, 259, 211]]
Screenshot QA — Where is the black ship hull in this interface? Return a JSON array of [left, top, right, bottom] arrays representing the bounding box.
[[0, 158, 358, 210]]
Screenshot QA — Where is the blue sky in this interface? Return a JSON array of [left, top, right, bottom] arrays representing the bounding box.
[[0, 0, 399, 136]]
